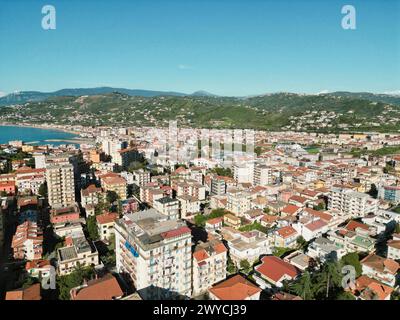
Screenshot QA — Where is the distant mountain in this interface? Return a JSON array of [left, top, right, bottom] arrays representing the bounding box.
[[190, 90, 218, 97], [327, 91, 400, 106], [0, 87, 189, 106]]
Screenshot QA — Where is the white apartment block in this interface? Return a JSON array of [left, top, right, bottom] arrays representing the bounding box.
[[153, 197, 180, 220], [226, 190, 252, 216], [233, 163, 254, 184], [115, 209, 192, 299], [177, 195, 200, 219], [253, 164, 272, 186], [133, 169, 151, 186], [46, 164, 76, 208], [210, 177, 226, 196], [328, 187, 378, 217]]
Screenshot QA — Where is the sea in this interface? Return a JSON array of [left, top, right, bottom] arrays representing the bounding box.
[[0, 125, 77, 146]]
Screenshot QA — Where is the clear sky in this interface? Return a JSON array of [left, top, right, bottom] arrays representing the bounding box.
[[0, 0, 399, 96]]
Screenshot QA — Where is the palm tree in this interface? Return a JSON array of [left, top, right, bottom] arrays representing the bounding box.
[[290, 271, 314, 300], [314, 260, 342, 299]]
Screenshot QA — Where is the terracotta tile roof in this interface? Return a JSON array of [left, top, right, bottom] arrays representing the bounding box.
[[255, 256, 300, 283], [26, 259, 51, 271], [289, 195, 308, 204], [387, 240, 400, 250], [208, 275, 261, 300], [5, 283, 41, 300], [360, 253, 399, 275], [303, 208, 332, 222], [161, 226, 191, 240], [96, 212, 119, 225], [305, 219, 327, 232], [82, 184, 102, 196], [206, 217, 223, 225], [346, 220, 369, 232], [355, 276, 393, 300], [281, 204, 301, 216], [276, 226, 298, 239], [103, 176, 126, 185], [193, 249, 209, 262], [272, 292, 302, 300], [71, 274, 124, 300]]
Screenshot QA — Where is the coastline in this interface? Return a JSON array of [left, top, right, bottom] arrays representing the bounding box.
[[0, 122, 78, 135]]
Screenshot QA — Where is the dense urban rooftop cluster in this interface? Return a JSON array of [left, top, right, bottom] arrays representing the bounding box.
[[1, 124, 400, 301]]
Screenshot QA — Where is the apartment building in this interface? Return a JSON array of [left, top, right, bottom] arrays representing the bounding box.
[[57, 236, 100, 276], [101, 175, 127, 200], [115, 209, 192, 299], [153, 197, 180, 220], [140, 185, 164, 206], [177, 195, 200, 219], [253, 164, 272, 186], [210, 177, 226, 196], [233, 163, 254, 184], [96, 212, 119, 241], [387, 239, 400, 261], [226, 190, 252, 216], [176, 180, 206, 201], [222, 228, 270, 265], [133, 169, 151, 187], [328, 186, 378, 217], [113, 148, 142, 169], [81, 184, 104, 208], [192, 240, 228, 297], [12, 221, 43, 260], [15, 167, 46, 195], [378, 185, 400, 203], [46, 164, 76, 208]]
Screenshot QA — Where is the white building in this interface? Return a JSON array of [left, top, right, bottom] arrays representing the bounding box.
[[153, 197, 180, 220], [328, 187, 378, 217], [115, 209, 193, 299]]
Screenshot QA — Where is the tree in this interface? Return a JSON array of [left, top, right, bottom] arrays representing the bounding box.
[[313, 202, 325, 211], [239, 259, 251, 274], [57, 265, 95, 300], [86, 215, 99, 241], [106, 190, 118, 204], [227, 257, 237, 274], [368, 184, 378, 198], [290, 271, 314, 300], [22, 276, 39, 289], [296, 236, 307, 249], [128, 161, 144, 171], [38, 182, 48, 197], [314, 260, 342, 299], [340, 252, 362, 277]]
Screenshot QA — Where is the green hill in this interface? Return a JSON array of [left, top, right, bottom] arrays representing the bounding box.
[[0, 92, 398, 133]]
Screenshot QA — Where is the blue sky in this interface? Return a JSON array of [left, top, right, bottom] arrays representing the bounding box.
[[0, 0, 399, 96]]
